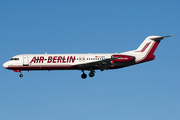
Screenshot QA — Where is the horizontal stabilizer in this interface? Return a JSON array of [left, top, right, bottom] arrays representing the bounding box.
[[150, 35, 175, 41]]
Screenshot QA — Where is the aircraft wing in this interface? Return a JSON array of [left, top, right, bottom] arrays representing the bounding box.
[[73, 57, 119, 70]]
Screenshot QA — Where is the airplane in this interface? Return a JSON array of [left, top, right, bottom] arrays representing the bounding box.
[[3, 35, 174, 79]]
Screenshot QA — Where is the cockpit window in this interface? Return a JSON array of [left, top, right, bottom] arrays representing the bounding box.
[[10, 58, 19, 61]]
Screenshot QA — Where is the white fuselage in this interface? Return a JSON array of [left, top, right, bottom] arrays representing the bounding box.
[[3, 52, 139, 70]]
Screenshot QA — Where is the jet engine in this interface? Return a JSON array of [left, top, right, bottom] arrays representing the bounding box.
[[111, 55, 136, 63]]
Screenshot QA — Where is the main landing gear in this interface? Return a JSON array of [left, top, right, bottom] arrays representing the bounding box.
[[81, 70, 95, 79], [89, 71, 95, 77], [81, 72, 87, 79]]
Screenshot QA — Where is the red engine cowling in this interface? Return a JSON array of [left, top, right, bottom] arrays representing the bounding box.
[[111, 55, 136, 63]]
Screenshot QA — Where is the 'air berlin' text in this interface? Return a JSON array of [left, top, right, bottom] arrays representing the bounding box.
[[30, 56, 76, 63]]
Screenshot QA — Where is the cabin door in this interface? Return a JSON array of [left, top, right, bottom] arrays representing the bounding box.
[[23, 55, 29, 66]]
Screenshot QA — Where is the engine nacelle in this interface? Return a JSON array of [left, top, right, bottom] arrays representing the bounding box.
[[111, 55, 136, 63]]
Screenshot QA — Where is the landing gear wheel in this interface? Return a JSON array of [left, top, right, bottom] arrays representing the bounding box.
[[89, 72, 95, 77], [81, 73, 87, 79], [19, 74, 23, 78]]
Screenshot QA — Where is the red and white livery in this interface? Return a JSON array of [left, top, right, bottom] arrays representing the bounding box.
[[3, 35, 173, 79]]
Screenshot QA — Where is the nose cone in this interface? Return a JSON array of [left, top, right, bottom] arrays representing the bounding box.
[[3, 62, 8, 68]]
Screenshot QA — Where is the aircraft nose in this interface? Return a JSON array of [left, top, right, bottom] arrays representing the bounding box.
[[3, 62, 8, 68]]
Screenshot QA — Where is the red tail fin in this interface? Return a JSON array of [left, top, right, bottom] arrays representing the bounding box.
[[137, 35, 173, 63]]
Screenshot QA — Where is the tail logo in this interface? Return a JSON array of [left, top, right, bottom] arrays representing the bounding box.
[[135, 42, 151, 52]]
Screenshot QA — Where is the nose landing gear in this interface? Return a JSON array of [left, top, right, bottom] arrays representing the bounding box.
[[14, 70, 23, 78], [19, 73, 23, 78]]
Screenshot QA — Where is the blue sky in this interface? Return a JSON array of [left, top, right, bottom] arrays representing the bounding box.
[[0, 0, 180, 120]]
